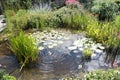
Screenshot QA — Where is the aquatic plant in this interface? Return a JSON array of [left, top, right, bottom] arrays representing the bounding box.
[[82, 49, 93, 59], [9, 31, 38, 71], [0, 69, 16, 80]]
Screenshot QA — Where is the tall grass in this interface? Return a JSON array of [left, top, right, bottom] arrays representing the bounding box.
[[9, 31, 38, 71]]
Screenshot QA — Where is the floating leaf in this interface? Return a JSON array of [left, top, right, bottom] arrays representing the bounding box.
[[73, 50, 79, 53], [38, 46, 44, 50], [68, 46, 77, 50], [48, 45, 54, 48]]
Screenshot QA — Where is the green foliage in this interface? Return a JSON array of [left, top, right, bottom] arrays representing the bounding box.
[[113, 15, 120, 29], [62, 68, 120, 80], [82, 49, 92, 58], [2, 0, 32, 12], [5, 10, 16, 18], [55, 7, 91, 30], [7, 7, 91, 31], [9, 31, 38, 71], [86, 20, 118, 46], [91, 0, 119, 21], [0, 70, 16, 80], [84, 69, 120, 80]]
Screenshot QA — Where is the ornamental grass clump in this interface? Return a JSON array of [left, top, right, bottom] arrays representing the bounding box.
[[9, 31, 38, 71]]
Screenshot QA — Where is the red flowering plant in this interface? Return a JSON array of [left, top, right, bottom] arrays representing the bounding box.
[[65, 0, 80, 8]]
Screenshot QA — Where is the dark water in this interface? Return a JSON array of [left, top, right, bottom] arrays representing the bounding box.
[[0, 33, 113, 80]]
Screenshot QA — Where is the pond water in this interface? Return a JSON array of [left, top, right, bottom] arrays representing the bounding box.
[[0, 30, 119, 80]]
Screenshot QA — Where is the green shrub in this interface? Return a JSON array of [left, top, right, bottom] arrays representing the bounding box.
[[62, 68, 120, 80], [9, 31, 38, 71], [5, 10, 16, 18], [2, 0, 32, 12], [0, 70, 16, 80], [86, 20, 117, 45], [113, 15, 120, 29], [56, 7, 91, 30], [91, 0, 119, 21], [84, 69, 120, 80]]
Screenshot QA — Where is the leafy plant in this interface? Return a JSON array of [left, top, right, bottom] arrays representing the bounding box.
[[29, 4, 51, 14], [9, 31, 38, 71], [82, 49, 92, 59], [91, 0, 119, 21], [84, 69, 120, 80], [0, 70, 16, 80], [62, 68, 120, 80], [113, 15, 120, 29]]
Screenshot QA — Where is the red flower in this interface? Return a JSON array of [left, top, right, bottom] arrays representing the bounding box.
[[65, 0, 76, 4]]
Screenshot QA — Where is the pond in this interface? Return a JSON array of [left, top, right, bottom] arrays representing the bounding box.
[[0, 29, 119, 80]]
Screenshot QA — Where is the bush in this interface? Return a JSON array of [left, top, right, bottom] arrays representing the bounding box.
[[9, 31, 38, 71], [0, 70, 16, 80], [2, 0, 32, 12], [7, 7, 91, 31], [62, 68, 120, 80], [91, 0, 119, 21], [84, 69, 120, 80], [113, 15, 120, 29]]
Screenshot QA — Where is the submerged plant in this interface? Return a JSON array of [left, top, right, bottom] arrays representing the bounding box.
[[9, 31, 38, 71]]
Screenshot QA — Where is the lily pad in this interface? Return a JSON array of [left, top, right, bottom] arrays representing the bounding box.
[[73, 50, 79, 53], [68, 46, 77, 50], [52, 43, 58, 47], [57, 41, 63, 44], [48, 45, 54, 48], [38, 46, 44, 50], [78, 48, 84, 51], [78, 65, 82, 69]]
